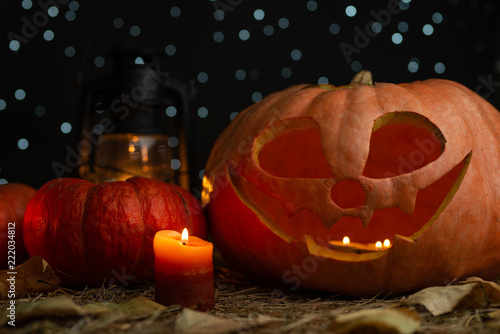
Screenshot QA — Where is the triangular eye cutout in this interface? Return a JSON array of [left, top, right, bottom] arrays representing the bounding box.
[[257, 118, 334, 178], [362, 112, 445, 179]]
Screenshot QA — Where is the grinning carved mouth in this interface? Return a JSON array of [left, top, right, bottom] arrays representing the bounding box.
[[228, 151, 471, 260], [226, 112, 473, 261]]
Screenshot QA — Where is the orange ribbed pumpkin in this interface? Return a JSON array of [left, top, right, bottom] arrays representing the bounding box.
[[203, 72, 500, 296], [23, 176, 206, 287]]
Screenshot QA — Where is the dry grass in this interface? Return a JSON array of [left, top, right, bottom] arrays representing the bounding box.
[[1, 266, 500, 333]]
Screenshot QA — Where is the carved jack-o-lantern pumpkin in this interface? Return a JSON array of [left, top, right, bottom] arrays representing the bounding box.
[[203, 72, 500, 296]]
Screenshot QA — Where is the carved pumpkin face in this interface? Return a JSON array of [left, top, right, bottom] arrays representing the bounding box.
[[203, 75, 500, 296]]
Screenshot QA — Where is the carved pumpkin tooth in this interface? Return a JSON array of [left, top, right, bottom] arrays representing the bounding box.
[[359, 209, 374, 229], [318, 207, 343, 230]]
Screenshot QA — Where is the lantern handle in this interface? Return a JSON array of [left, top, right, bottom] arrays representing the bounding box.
[[76, 75, 109, 179], [162, 76, 197, 191]]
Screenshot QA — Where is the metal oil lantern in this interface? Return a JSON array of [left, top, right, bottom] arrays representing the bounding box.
[[77, 45, 195, 190]]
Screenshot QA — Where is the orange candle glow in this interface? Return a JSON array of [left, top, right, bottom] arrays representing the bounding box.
[[154, 229, 214, 311], [383, 239, 391, 248], [329, 236, 392, 253]]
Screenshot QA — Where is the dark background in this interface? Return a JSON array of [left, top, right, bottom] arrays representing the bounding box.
[[0, 0, 499, 194]]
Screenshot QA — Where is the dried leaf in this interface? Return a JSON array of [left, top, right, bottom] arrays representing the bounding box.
[[0, 295, 89, 326], [486, 310, 500, 320], [280, 314, 320, 332], [1, 294, 166, 329], [79, 311, 128, 332], [175, 308, 246, 334], [406, 278, 500, 316], [329, 308, 421, 334], [82, 301, 116, 317], [103, 295, 167, 319], [249, 314, 285, 326], [0, 256, 60, 299], [8, 319, 67, 334]]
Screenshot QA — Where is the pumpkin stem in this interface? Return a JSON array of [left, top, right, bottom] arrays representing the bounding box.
[[350, 70, 373, 85]]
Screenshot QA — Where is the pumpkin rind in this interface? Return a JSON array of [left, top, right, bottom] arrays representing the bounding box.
[[0, 183, 36, 269], [23, 176, 207, 287], [204, 79, 500, 296]]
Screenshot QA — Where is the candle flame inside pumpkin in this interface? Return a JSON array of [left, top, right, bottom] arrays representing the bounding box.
[[375, 241, 382, 250], [201, 175, 214, 207], [383, 239, 391, 248], [342, 236, 350, 245], [181, 228, 189, 245]]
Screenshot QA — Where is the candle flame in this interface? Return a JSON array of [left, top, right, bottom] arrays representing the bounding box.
[[383, 239, 391, 248], [375, 241, 382, 250], [201, 175, 214, 207], [129, 136, 139, 153], [342, 236, 350, 245], [181, 228, 189, 245]]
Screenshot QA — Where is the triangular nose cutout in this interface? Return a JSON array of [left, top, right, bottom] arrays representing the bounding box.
[[331, 179, 365, 209]]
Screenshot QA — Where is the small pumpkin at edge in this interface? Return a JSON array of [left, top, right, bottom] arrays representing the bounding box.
[[0, 183, 36, 270]]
